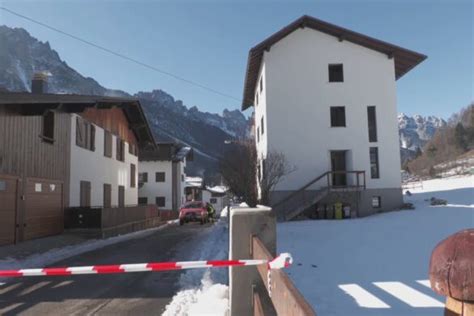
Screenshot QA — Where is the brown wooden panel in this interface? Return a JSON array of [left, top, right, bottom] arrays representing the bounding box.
[[81, 108, 138, 146], [0, 113, 71, 208], [252, 236, 316, 316], [0, 175, 18, 245], [24, 178, 63, 241]]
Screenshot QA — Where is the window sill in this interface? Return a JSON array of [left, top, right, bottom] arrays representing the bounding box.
[[330, 126, 347, 128], [39, 135, 55, 144]]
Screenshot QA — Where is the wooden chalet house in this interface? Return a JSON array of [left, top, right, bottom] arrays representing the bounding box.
[[0, 74, 155, 245]]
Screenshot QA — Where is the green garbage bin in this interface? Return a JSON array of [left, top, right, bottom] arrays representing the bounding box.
[[335, 202, 343, 220]]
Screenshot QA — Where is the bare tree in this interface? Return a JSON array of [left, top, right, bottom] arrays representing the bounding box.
[[259, 150, 295, 205], [219, 140, 258, 207]]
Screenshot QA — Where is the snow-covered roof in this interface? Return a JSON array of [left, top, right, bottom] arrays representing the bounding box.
[[185, 176, 203, 188], [205, 185, 229, 194]]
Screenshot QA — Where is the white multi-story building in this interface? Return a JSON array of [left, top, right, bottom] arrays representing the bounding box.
[[138, 144, 191, 212], [241, 16, 426, 219]]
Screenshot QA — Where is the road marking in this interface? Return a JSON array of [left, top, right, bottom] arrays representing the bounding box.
[[416, 280, 431, 288], [52, 280, 74, 289], [339, 284, 390, 308], [0, 302, 24, 314], [373, 281, 444, 307], [19, 281, 50, 296], [0, 282, 21, 295]]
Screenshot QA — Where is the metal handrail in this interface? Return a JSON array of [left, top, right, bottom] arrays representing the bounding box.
[[273, 170, 366, 210]]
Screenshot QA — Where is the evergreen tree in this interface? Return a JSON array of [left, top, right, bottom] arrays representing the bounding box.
[[454, 122, 468, 151]]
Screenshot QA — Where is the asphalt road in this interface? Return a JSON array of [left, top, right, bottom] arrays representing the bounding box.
[[0, 223, 213, 316]]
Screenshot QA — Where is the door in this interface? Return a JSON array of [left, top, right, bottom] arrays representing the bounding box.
[[0, 175, 19, 245], [331, 151, 347, 186], [24, 178, 63, 241]]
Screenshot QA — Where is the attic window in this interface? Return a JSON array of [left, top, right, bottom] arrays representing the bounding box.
[[41, 110, 55, 143], [329, 64, 344, 82]]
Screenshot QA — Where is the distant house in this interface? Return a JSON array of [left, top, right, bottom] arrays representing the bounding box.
[[138, 143, 192, 212], [0, 74, 155, 245], [201, 186, 229, 214], [241, 16, 426, 220], [184, 176, 204, 202]]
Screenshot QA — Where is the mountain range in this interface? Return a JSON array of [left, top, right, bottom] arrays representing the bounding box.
[[0, 25, 445, 178], [0, 25, 250, 180]]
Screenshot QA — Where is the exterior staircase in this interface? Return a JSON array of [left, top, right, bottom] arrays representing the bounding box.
[[272, 171, 366, 221]]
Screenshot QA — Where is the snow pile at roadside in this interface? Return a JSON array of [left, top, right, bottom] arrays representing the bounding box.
[[163, 218, 229, 316], [0, 222, 173, 273], [162, 271, 229, 316], [278, 175, 473, 316]]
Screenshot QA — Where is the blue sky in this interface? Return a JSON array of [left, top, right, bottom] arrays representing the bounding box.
[[0, 0, 472, 118]]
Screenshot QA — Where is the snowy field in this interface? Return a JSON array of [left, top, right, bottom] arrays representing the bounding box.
[[162, 214, 229, 316], [278, 175, 473, 316]]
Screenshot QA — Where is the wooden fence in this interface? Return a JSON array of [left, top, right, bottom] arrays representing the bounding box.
[[65, 205, 178, 238], [251, 236, 316, 316]]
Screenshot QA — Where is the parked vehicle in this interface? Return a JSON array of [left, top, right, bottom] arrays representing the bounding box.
[[179, 201, 209, 225]]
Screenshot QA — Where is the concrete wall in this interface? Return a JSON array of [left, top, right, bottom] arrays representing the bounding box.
[[359, 188, 403, 217], [69, 113, 138, 207], [257, 27, 402, 209], [229, 206, 276, 316]]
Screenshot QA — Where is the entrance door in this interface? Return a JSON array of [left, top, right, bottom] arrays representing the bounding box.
[[331, 151, 347, 186]]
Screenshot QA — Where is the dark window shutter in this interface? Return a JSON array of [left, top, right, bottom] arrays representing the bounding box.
[[80, 181, 91, 207], [103, 183, 112, 208], [90, 125, 96, 151], [76, 117, 85, 147], [104, 131, 112, 158], [118, 185, 125, 207], [131, 164, 136, 188]]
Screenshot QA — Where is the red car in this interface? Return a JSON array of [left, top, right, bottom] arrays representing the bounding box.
[[179, 201, 208, 225]]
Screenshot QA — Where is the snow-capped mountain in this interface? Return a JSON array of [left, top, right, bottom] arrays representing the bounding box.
[[0, 25, 249, 179], [398, 113, 447, 151], [398, 113, 446, 164]]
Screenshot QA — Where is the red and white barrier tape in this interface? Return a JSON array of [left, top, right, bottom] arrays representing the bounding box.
[[0, 253, 293, 278]]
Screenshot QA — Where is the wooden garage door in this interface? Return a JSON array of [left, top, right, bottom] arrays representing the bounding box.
[[0, 175, 18, 246], [24, 178, 63, 241]]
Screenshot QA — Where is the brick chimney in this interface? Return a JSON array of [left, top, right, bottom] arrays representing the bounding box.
[[31, 72, 48, 94]]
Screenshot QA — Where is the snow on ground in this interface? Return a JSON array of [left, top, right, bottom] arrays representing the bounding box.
[[0, 222, 174, 276], [278, 175, 473, 316], [162, 215, 229, 316]]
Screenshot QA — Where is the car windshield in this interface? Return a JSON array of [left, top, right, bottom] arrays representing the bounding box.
[[184, 202, 203, 209]]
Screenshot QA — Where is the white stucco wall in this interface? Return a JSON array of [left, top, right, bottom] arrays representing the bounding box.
[[138, 160, 173, 210], [259, 28, 401, 191], [69, 114, 138, 207]]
